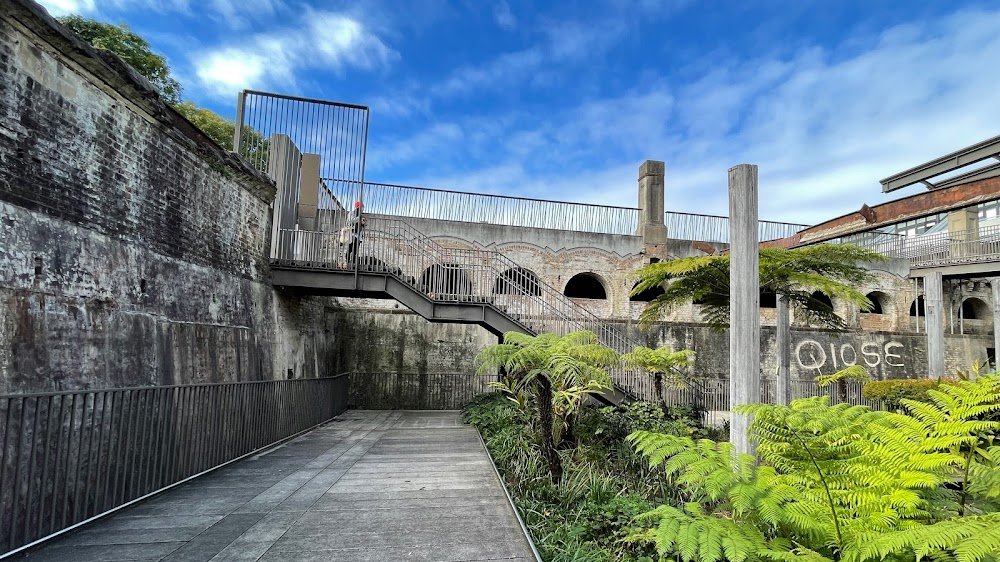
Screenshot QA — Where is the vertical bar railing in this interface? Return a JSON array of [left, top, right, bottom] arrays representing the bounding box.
[[346, 372, 495, 410], [0, 376, 349, 557]]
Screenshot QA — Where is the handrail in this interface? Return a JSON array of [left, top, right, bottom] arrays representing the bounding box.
[[824, 225, 1000, 268], [271, 217, 658, 400]]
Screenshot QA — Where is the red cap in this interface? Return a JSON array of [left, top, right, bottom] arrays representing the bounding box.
[[354, 201, 362, 208]]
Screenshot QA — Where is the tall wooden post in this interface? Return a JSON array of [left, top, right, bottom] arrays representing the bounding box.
[[925, 272, 945, 378], [992, 278, 1000, 370], [776, 295, 791, 406], [729, 164, 760, 455]]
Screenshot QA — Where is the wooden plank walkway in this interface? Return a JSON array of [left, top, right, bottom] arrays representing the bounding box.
[[18, 411, 536, 562]]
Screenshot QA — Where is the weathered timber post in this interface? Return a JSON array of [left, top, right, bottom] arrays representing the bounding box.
[[925, 271, 945, 378], [992, 278, 1000, 370], [729, 164, 760, 455], [776, 294, 791, 406]]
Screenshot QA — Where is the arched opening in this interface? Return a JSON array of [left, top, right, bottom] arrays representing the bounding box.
[[910, 296, 925, 317], [630, 281, 665, 302], [419, 264, 472, 297], [961, 297, 990, 321], [493, 267, 541, 296], [564, 273, 607, 300], [759, 289, 777, 309], [864, 291, 887, 314], [809, 291, 834, 313]]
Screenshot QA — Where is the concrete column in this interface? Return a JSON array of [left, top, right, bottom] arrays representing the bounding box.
[[925, 271, 945, 378], [636, 160, 667, 246], [992, 278, 1000, 369], [266, 134, 302, 261], [298, 153, 321, 231], [728, 164, 760, 456], [776, 295, 791, 406], [948, 207, 979, 258]]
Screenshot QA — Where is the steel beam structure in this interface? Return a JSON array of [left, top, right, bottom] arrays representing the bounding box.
[[881, 134, 1000, 193]]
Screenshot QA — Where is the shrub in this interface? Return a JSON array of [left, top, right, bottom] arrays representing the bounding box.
[[861, 377, 947, 407]]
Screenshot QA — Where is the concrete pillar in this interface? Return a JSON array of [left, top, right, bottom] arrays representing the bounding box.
[[298, 154, 321, 231], [948, 207, 979, 258], [992, 278, 1000, 370], [636, 160, 667, 247], [925, 271, 945, 378], [776, 295, 791, 406], [266, 134, 302, 261], [728, 164, 760, 456]]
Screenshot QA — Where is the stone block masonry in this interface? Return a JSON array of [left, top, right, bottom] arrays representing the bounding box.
[[0, 3, 334, 393]]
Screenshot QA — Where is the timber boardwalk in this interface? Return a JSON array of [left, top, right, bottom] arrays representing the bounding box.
[[19, 411, 536, 561]]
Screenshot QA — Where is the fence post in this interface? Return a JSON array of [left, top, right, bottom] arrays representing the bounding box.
[[232, 90, 245, 155], [776, 295, 791, 406], [992, 278, 1000, 370], [729, 164, 760, 456], [925, 271, 945, 378]]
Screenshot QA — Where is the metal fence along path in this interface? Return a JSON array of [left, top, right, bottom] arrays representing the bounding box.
[[15, 411, 538, 562], [0, 376, 349, 557]]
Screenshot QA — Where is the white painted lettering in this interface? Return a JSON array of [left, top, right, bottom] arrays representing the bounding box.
[[795, 340, 826, 370], [884, 342, 904, 368], [840, 344, 857, 366], [861, 342, 881, 367]]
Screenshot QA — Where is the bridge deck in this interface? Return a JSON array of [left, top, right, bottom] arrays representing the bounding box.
[[20, 411, 536, 562]]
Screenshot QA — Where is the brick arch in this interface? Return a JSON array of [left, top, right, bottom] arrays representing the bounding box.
[[563, 272, 608, 300]]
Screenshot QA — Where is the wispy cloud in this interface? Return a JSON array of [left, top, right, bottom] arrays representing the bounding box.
[[493, 1, 516, 31], [36, 0, 97, 16], [193, 9, 397, 99], [368, 7, 1000, 225], [428, 19, 626, 100]]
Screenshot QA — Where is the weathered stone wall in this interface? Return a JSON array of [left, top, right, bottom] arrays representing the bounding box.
[[0, 5, 338, 393], [325, 303, 493, 375]]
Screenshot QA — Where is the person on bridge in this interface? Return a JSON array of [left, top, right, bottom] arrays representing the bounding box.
[[344, 201, 367, 267]]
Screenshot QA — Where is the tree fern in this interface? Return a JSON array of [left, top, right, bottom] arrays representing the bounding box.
[[628, 375, 1000, 561]]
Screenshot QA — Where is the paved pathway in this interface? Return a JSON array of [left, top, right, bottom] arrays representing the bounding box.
[[20, 411, 536, 562]]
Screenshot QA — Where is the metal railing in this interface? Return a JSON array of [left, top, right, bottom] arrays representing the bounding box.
[[659, 378, 883, 426], [235, 90, 369, 183], [665, 211, 808, 243], [347, 372, 496, 410], [312, 178, 808, 241], [0, 376, 349, 556], [825, 225, 1000, 268], [320, 180, 642, 235], [271, 217, 658, 401]]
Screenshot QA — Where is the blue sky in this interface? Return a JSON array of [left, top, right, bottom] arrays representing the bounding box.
[[38, 0, 1000, 225]]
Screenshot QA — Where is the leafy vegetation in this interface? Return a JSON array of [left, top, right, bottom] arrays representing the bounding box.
[[59, 15, 182, 104], [862, 378, 950, 409], [631, 244, 887, 329], [476, 331, 619, 483], [465, 392, 712, 561], [628, 375, 1000, 561], [58, 14, 267, 158], [622, 346, 695, 405]]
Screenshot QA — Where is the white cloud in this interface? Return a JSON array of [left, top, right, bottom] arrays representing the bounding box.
[[35, 0, 97, 16], [431, 20, 626, 99], [372, 7, 1000, 227], [193, 10, 397, 99], [493, 1, 516, 30]]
